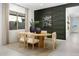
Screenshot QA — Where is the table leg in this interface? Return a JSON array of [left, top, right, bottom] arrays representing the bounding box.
[[38, 36, 45, 48]]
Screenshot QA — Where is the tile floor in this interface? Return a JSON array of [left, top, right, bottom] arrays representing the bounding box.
[[49, 32, 79, 56], [0, 32, 79, 56], [0, 46, 24, 56]]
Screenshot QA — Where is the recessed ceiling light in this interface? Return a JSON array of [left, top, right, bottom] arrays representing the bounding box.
[[40, 4, 44, 6]]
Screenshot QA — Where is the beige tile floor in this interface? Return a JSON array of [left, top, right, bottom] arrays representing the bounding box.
[[0, 38, 62, 56], [49, 32, 79, 56], [0, 32, 79, 56], [0, 46, 24, 56], [4, 38, 55, 56]]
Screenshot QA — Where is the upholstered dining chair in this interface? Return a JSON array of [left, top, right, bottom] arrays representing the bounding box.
[[52, 32, 56, 50], [19, 32, 27, 48], [26, 33, 39, 49]]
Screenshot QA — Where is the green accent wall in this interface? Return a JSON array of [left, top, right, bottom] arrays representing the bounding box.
[[34, 3, 79, 40]]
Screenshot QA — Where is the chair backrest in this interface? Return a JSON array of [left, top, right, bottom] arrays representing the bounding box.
[[26, 32, 34, 38], [41, 31, 47, 34], [52, 32, 56, 49], [26, 32, 35, 42], [52, 32, 56, 43], [19, 33, 26, 42]]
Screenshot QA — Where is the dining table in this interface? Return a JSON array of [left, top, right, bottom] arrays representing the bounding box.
[[19, 32, 52, 48]]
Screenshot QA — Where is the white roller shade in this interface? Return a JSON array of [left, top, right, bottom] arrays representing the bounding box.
[[9, 4, 25, 14]]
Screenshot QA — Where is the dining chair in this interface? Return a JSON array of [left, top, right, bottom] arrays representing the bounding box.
[[26, 33, 39, 49], [19, 32, 27, 48], [52, 32, 56, 50]]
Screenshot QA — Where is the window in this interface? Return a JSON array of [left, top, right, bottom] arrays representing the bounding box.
[[9, 11, 25, 30], [9, 15, 17, 30], [18, 16, 25, 29]]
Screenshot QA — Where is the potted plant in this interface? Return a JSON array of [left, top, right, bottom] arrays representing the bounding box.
[[30, 19, 41, 33], [30, 19, 35, 32]]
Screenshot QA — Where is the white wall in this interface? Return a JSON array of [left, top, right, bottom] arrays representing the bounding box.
[[9, 30, 25, 43], [66, 6, 79, 16], [0, 4, 2, 46], [28, 9, 34, 31]]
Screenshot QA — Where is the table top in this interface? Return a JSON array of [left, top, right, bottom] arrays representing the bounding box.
[[19, 32, 52, 36]]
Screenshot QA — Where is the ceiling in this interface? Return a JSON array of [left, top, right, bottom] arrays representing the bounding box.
[[16, 3, 67, 10]]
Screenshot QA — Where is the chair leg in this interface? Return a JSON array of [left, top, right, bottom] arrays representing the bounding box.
[[32, 44, 34, 49], [53, 45, 54, 49], [19, 42, 21, 47], [54, 42, 56, 49], [24, 42, 26, 48], [43, 43, 45, 48], [44, 41, 45, 48], [52, 43, 55, 50], [38, 43, 39, 48], [27, 43, 28, 48], [38, 42, 40, 48]]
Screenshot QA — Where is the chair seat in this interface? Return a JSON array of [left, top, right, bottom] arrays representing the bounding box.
[[19, 37, 27, 42], [27, 38, 39, 44]]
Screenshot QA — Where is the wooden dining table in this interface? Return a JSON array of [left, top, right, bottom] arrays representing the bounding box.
[[19, 32, 52, 48]]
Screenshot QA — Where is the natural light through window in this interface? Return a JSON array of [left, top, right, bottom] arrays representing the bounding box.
[[18, 17, 22, 22], [9, 15, 17, 21]]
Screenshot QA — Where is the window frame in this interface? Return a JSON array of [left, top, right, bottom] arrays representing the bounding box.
[[9, 11, 25, 30]]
